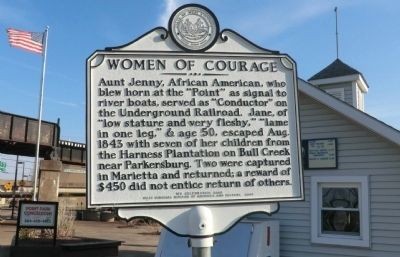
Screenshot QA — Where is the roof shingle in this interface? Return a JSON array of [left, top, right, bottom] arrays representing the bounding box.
[[308, 58, 361, 81]]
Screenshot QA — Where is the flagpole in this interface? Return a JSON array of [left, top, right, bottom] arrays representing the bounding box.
[[32, 26, 49, 201]]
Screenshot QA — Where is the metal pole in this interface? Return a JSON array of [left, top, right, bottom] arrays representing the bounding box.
[[11, 155, 19, 219], [335, 7, 339, 59], [192, 247, 211, 257], [32, 26, 49, 201], [191, 237, 213, 257], [188, 207, 214, 257], [21, 162, 25, 183], [19, 162, 25, 193]]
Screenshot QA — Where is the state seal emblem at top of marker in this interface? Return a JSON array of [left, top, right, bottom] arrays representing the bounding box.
[[169, 4, 219, 52]]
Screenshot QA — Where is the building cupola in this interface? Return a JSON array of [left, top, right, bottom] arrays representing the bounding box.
[[308, 58, 368, 111]]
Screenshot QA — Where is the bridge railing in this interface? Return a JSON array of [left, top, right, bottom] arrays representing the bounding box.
[[58, 140, 86, 165], [0, 111, 60, 158]]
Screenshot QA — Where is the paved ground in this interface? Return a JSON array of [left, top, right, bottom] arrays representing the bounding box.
[[74, 220, 160, 257], [0, 207, 160, 257]]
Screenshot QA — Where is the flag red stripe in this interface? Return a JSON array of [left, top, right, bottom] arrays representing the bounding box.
[[10, 43, 42, 54], [8, 31, 31, 36], [9, 41, 42, 52], [8, 38, 42, 48], [9, 38, 42, 47], [8, 34, 36, 40], [7, 29, 31, 36], [8, 32, 31, 37], [7, 28, 43, 54]]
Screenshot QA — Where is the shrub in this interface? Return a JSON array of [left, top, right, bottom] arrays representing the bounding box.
[[56, 199, 75, 238]]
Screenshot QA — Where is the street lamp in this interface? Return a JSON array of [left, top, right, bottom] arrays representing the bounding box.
[[11, 156, 19, 219], [18, 161, 25, 187], [10, 157, 24, 219]]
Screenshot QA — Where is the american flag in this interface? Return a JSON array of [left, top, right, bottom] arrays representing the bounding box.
[[7, 28, 44, 54]]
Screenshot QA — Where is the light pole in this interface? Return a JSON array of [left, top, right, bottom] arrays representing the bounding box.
[[19, 161, 25, 186], [11, 156, 19, 219], [17, 162, 26, 198]]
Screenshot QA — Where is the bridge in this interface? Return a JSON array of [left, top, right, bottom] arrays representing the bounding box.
[[0, 111, 86, 207]]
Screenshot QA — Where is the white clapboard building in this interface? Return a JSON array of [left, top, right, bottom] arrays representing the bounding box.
[[255, 58, 400, 256]]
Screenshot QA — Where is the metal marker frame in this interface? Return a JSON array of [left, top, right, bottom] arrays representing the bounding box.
[[86, 4, 304, 257], [86, 51, 303, 208]]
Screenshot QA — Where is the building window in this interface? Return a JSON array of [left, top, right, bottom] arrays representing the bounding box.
[[311, 176, 370, 247], [321, 186, 359, 235]]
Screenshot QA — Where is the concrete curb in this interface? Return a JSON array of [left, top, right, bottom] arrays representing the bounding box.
[[0, 220, 17, 226]]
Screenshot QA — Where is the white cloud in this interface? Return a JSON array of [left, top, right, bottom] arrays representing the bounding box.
[[0, 56, 79, 84], [0, 78, 79, 109], [45, 98, 79, 108], [158, 0, 180, 27], [0, 56, 39, 72], [236, 1, 353, 41], [0, 2, 33, 27]]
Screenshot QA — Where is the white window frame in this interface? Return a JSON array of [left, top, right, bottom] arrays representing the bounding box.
[[311, 176, 370, 247], [357, 89, 365, 111], [352, 82, 366, 111]]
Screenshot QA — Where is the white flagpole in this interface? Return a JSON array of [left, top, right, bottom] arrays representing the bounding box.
[[32, 26, 49, 201]]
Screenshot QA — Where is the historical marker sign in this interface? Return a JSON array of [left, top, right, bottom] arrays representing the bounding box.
[[87, 4, 303, 209]]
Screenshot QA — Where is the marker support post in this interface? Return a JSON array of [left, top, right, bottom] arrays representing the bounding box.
[[192, 245, 212, 257], [119, 203, 279, 257], [189, 206, 214, 257]]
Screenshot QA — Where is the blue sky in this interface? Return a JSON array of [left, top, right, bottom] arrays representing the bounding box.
[[0, 0, 399, 143]]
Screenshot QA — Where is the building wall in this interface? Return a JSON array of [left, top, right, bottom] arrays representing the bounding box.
[[59, 165, 86, 209], [59, 170, 86, 188], [256, 92, 400, 257], [319, 82, 353, 106], [59, 195, 86, 210]]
